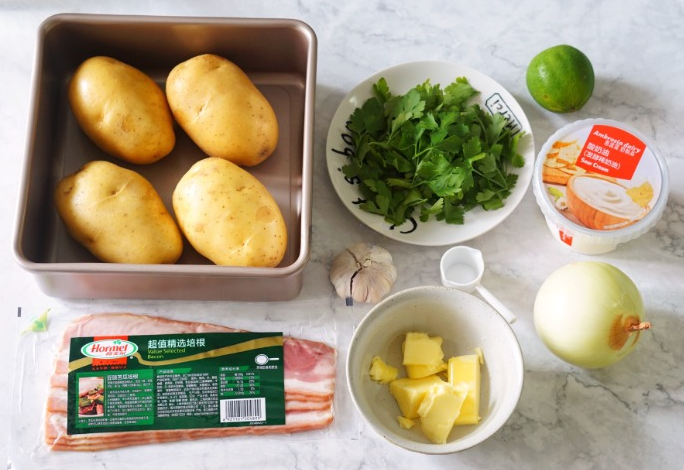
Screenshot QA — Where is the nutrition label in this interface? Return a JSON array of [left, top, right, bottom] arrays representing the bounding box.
[[221, 366, 261, 396], [157, 370, 219, 418], [67, 332, 285, 434]]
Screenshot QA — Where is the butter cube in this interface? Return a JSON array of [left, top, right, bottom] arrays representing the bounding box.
[[417, 382, 468, 444], [405, 362, 447, 379], [397, 416, 415, 429], [447, 354, 482, 425], [472, 347, 484, 364], [389, 375, 445, 419], [369, 356, 398, 384], [402, 332, 444, 366]]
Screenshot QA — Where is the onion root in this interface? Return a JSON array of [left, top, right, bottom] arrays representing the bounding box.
[[628, 321, 652, 332]]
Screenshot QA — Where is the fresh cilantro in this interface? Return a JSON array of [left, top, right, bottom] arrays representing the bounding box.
[[343, 77, 525, 226]]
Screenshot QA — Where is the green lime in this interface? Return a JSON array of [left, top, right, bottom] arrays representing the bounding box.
[[526, 45, 595, 113]]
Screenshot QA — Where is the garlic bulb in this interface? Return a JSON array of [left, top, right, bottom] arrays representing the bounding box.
[[330, 243, 397, 305]]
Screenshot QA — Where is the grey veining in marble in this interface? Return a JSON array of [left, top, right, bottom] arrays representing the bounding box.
[[1, 0, 683, 469]]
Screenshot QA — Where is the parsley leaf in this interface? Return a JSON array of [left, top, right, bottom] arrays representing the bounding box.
[[343, 77, 525, 226]]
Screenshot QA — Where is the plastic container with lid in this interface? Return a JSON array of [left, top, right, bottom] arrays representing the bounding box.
[[532, 118, 669, 254]]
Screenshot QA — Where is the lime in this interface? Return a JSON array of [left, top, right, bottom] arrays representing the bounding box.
[[526, 45, 595, 113]]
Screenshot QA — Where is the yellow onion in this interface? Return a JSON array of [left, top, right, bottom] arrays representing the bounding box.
[[534, 261, 650, 369]]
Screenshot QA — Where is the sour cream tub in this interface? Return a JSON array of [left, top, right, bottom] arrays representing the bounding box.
[[532, 118, 669, 254]]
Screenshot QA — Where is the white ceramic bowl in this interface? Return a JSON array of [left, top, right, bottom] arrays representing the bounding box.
[[347, 286, 524, 454]]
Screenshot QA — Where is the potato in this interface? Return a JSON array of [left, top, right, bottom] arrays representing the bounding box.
[[173, 157, 287, 267], [68, 56, 175, 164], [54, 160, 183, 264], [166, 54, 278, 167]]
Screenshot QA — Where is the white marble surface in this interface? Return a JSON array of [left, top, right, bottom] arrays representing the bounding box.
[[2, 0, 683, 469]]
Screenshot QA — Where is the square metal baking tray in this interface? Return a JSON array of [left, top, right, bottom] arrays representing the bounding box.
[[13, 13, 316, 301]]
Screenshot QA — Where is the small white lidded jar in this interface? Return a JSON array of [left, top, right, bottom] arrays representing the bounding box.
[[532, 118, 669, 254]]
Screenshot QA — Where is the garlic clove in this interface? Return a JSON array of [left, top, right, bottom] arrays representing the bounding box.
[[330, 243, 397, 305]]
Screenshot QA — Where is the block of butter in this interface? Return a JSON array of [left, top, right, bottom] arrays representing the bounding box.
[[402, 332, 444, 365], [369, 356, 398, 384], [417, 382, 468, 444], [370, 331, 486, 445], [397, 416, 415, 429], [389, 375, 444, 419], [448, 354, 482, 425], [405, 362, 447, 379]]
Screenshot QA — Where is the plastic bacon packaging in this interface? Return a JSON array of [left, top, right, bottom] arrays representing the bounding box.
[[43, 313, 337, 451]]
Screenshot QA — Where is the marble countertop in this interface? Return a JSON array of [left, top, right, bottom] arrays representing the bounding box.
[[2, 1, 683, 469]]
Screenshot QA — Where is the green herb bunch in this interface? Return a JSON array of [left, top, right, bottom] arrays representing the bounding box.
[[342, 77, 525, 227]]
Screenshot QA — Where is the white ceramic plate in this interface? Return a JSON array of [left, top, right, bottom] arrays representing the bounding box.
[[325, 61, 535, 246]]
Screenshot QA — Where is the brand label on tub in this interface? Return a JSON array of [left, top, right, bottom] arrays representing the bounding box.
[[575, 125, 646, 180], [540, 124, 663, 232]]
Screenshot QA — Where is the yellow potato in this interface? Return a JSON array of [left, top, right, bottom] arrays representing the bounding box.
[[173, 157, 287, 267], [54, 160, 183, 264], [166, 54, 278, 167], [68, 56, 176, 164]]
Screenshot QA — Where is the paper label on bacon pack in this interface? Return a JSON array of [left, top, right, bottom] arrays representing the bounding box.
[[575, 125, 646, 180], [89, 336, 131, 369], [67, 332, 285, 435]]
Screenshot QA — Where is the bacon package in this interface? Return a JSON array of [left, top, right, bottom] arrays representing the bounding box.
[[44, 313, 337, 451]]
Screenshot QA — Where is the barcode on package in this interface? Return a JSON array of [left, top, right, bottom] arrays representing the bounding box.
[[220, 397, 267, 423]]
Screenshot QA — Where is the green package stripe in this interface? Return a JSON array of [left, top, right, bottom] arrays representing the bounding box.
[[69, 336, 284, 372]]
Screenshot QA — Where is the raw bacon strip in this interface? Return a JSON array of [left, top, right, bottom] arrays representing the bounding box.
[[284, 398, 334, 412], [45, 409, 334, 452], [45, 313, 336, 451]]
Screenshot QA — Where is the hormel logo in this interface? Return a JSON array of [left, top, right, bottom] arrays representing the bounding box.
[[81, 339, 138, 359]]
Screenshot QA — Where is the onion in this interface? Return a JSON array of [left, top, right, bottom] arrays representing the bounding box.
[[534, 261, 650, 369]]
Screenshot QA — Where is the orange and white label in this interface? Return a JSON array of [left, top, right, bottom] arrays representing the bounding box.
[[575, 125, 646, 180], [558, 230, 573, 246], [92, 335, 130, 369]]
